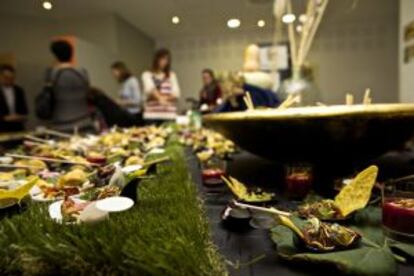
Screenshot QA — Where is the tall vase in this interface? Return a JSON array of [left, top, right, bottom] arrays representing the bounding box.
[[278, 66, 322, 107]]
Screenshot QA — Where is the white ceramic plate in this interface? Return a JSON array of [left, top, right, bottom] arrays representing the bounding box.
[[95, 196, 134, 212]]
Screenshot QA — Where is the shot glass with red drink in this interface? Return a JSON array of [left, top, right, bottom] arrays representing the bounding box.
[[382, 176, 414, 241], [284, 164, 313, 200]]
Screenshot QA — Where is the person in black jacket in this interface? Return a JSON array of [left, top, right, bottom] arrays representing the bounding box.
[[0, 64, 28, 132]]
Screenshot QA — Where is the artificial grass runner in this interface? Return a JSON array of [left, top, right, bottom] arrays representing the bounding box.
[[0, 144, 227, 275]]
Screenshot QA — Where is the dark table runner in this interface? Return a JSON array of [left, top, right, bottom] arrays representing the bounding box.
[[186, 149, 414, 276]]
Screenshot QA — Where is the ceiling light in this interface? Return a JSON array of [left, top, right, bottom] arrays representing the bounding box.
[[227, 18, 241, 29], [42, 1, 53, 10], [172, 16, 180, 24], [282, 13, 296, 24], [299, 14, 307, 23], [296, 25, 303, 32], [257, 20, 266, 28]]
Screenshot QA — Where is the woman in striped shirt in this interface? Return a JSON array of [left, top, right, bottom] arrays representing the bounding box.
[[142, 48, 180, 120]]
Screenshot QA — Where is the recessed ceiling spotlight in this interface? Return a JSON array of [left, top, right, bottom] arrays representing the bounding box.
[[42, 1, 53, 10], [172, 16, 180, 24], [282, 13, 296, 24], [257, 20, 266, 28], [227, 18, 241, 29], [296, 25, 303, 33], [299, 14, 307, 23]]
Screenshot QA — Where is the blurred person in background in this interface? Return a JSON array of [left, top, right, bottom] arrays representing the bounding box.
[[111, 61, 143, 124], [0, 64, 28, 132], [142, 48, 180, 121], [44, 40, 94, 132], [198, 68, 222, 113]]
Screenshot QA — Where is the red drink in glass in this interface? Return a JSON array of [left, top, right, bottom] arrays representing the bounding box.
[[382, 198, 414, 235]]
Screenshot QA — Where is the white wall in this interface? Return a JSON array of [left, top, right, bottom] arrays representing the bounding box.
[[400, 0, 414, 102], [157, 0, 399, 106], [0, 13, 155, 129]]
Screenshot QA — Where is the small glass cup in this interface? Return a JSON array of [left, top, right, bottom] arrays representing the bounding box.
[[382, 175, 414, 242], [284, 164, 313, 200], [201, 158, 227, 191]]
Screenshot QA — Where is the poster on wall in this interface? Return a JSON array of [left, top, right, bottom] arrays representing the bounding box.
[[403, 21, 414, 64], [404, 21, 414, 42], [258, 44, 289, 71]]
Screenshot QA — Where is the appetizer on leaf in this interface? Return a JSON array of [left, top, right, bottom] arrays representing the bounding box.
[[298, 165, 378, 220], [222, 176, 274, 203]]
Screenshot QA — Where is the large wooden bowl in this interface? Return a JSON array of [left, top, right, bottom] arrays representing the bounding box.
[[203, 104, 414, 167]]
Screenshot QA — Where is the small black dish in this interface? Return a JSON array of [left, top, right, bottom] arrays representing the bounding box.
[[221, 205, 252, 232]]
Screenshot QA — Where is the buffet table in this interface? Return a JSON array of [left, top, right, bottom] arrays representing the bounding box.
[[1, 125, 414, 275], [0, 142, 226, 275], [188, 150, 414, 276]]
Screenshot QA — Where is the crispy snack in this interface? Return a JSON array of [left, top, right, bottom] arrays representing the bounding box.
[[298, 199, 343, 220], [125, 156, 144, 166], [334, 165, 378, 217], [222, 176, 274, 202], [0, 176, 39, 202], [15, 159, 47, 173], [58, 169, 87, 187]]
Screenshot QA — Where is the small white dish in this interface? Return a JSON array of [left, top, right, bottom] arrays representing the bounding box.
[[95, 196, 134, 213], [121, 164, 143, 174]]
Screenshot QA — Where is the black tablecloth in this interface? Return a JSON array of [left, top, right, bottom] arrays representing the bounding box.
[[186, 150, 414, 276]]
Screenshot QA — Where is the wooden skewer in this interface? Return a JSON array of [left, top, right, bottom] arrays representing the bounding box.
[[243, 97, 251, 110], [243, 92, 254, 111], [23, 141, 48, 147], [363, 88, 372, 105], [300, 0, 329, 68], [233, 200, 291, 217], [25, 135, 54, 145], [5, 153, 98, 167], [246, 92, 254, 110], [278, 94, 301, 109], [286, 0, 298, 69], [346, 93, 354, 105], [143, 156, 170, 167], [297, 0, 316, 67], [40, 128, 71, 139], [0, 164, 43, 170]]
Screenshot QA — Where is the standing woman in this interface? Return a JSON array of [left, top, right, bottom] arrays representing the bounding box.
[[142, 48, 180, 121], [111, 61, 143, 124]]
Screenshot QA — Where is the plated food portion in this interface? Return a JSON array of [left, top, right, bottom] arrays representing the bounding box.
[[0, 126, 174, 223], [298, 165, 378, 220]]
